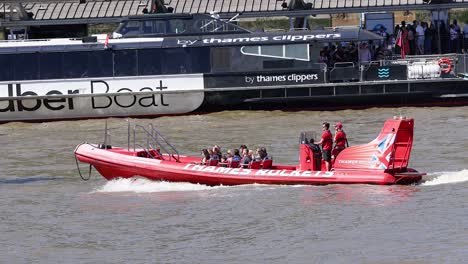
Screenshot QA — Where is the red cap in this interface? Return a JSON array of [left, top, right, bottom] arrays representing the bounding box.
[[335, 122, 343, 129]]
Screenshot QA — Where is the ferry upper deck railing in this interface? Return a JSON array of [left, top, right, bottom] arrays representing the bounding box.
[[213, 13, 242, 32], [456, 54, 468, 77]]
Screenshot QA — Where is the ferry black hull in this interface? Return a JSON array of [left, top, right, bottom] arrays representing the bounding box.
[[200, 79, 468, 112]]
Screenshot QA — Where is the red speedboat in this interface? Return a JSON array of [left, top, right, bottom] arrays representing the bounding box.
[[74, 118, 425, 185]]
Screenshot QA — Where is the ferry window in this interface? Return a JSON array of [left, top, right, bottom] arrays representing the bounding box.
[[285, 44, 309, 61], [121, 21, 141, 37], [162, 49, 191, 74], [39, 53, 63, 79], [211, 47, 231, 72], [242, 46, 260, 54], [0, 54, 14, 81], [169, 19, 188, 34], [138, 49, 162, 75], [142, 21, 154, 34], [13, 53, 39, 80], [141, 20, 166, 35], [241, 44, 310, 61], [114, 50, 137, 76], [63, 51, 88, 78], [262, 45, 283, 57], [88, 51, 113, 77], [152, 21, 167, 34]]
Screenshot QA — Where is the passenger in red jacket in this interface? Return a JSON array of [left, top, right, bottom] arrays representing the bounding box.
[[332, 122, 348, 158], [317, 122, 333, 171]]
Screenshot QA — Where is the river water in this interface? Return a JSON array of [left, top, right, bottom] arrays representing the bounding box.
[[1, 107, 467, 263]]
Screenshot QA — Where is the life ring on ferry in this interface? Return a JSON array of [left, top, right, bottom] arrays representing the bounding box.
[[438, 58, 453, 74]]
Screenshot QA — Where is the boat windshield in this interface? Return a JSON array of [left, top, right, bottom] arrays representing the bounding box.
[[114, 14, 249, 38]]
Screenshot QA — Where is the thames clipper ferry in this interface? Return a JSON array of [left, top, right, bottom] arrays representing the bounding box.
[[1, 4, 468, 122]]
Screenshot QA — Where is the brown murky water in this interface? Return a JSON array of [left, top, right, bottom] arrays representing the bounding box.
[[1, 107, 467, 263]]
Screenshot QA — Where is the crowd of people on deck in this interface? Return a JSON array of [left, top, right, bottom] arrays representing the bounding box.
[[200, 144, 271, 167], [393, 19, 467, 57], [318, 19, 468, 67]]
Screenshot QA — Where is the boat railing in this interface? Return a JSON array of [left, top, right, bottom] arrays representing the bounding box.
[[101, 120, 114, 148], [456, 54, 468, 77], [133, 142, 158, 159], [316, 62, 328, 72], [199, 12, 243, 33], [323, 53, 462, 83], [323, 26, 360, 30], [148, 123, 180, 161], [329, 62, 359, 82], [264, 29, 287, 32], [404, 53, 458, 60], [99, 119, 179, 161], [213, 13, 241, 32], [299, 131, 317, 145], [290, 28, 311, 32], [132, 123, 180, 162]]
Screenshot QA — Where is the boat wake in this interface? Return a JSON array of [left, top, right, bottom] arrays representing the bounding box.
[[91, 170, 468, 192], [421, 169, 468, 186], [94, 177, 225, 193], [93, 178, 292, 193]]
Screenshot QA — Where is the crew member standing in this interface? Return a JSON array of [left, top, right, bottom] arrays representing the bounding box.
[[317, 122, 333, 171], [332, 122, 347, 158]]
